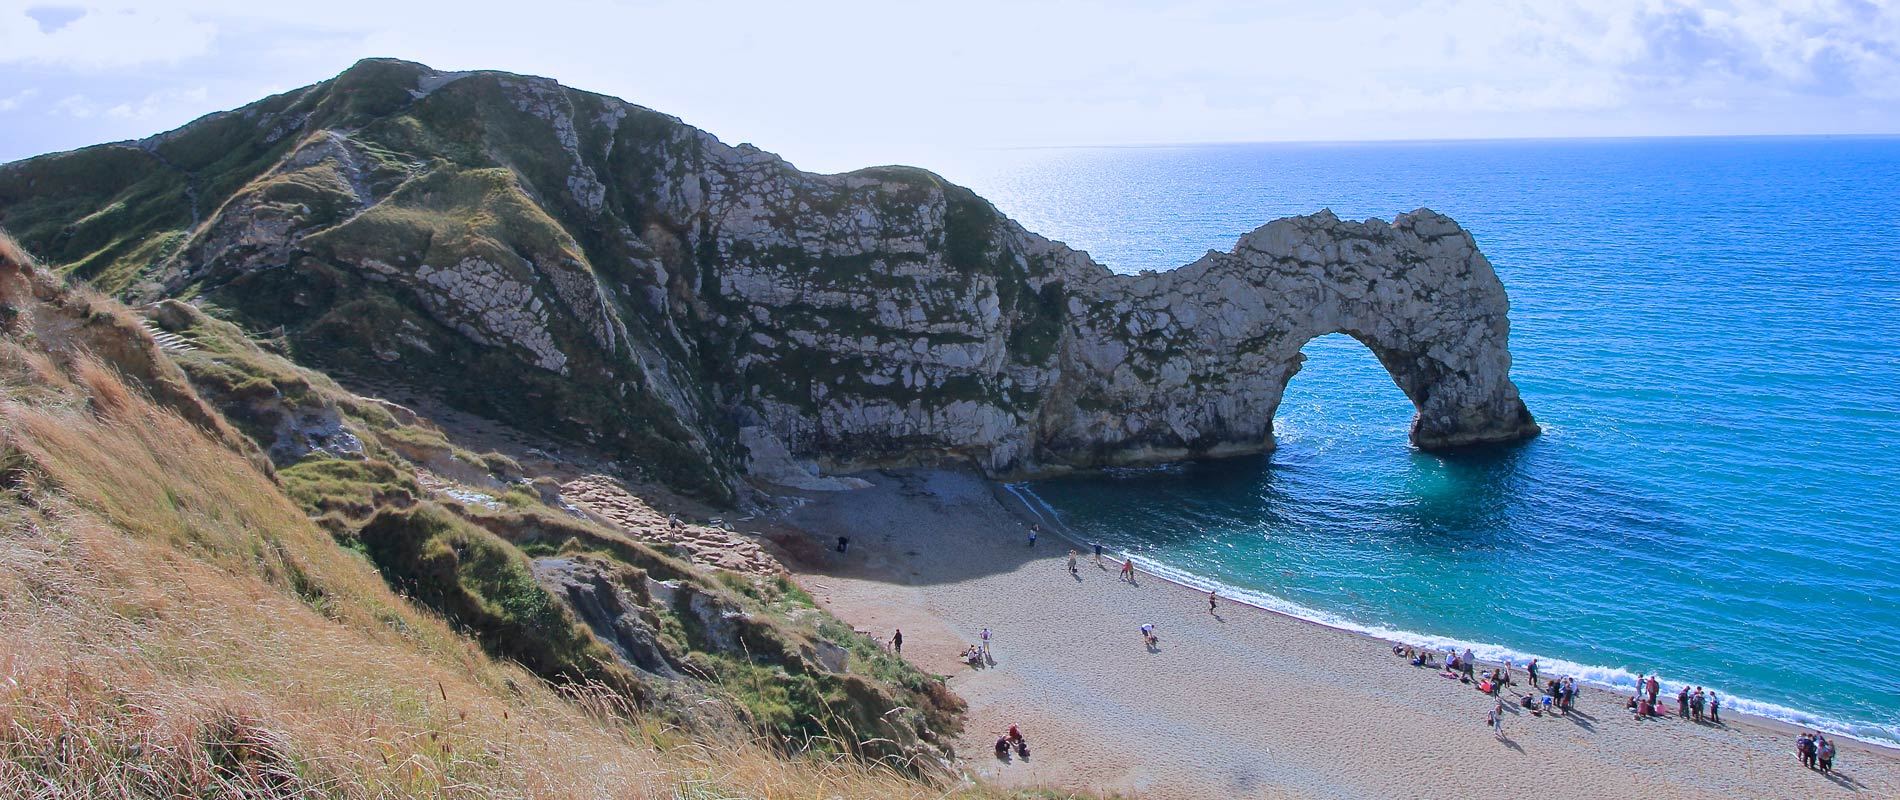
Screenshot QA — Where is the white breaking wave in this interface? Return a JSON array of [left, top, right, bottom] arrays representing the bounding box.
[[1000, 481, 1900, 749]]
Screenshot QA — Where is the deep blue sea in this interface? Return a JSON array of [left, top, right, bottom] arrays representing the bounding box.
[[940, 137, 1900, 746]]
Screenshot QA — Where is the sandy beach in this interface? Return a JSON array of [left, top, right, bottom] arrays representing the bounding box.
[[774, 468, 1900, 800]]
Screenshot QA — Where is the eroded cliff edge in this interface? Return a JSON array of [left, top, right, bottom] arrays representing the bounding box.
[[0, 58, 1536, 501]]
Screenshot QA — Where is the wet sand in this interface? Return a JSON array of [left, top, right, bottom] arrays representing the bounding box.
[[777, 468, 1900, 799]]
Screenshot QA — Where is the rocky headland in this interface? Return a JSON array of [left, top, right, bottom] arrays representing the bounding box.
[[0, 58, 1535, 503]]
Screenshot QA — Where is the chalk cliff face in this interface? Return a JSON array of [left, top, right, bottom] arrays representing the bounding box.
[[0, 59, 1536, 500]]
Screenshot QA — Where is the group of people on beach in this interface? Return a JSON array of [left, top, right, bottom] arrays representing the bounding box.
[[1394, 646, 1575, 712], [1624, 674, 1720, 726], [1796, 730, 1837, 773], [994, 724, 1030, 760]]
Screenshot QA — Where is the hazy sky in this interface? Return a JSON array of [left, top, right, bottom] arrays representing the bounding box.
[[3, 0, 1898, 172]]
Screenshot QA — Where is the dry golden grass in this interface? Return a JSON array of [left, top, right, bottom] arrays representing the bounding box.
[[0, 335, 991, 798], [0, 230, 28, 273]]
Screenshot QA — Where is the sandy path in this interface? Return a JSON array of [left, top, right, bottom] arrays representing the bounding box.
[[780, 469, 1900, 800]]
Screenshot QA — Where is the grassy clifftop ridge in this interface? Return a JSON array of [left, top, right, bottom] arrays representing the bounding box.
[[0, 58, 1105, 502]]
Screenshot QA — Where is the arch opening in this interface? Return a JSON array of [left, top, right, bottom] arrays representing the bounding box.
[[1270, 332, 1421, 451]]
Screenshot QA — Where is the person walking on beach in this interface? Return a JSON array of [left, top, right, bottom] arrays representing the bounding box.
[[1067, 549, 1079, 576], [1093, 542, 1104, 567], [979, 627, 992, 658], [1208, 590, 1218, 614], [1028, 524, 1039, 547], [1489, 698, 1506, 739], [891, 628, 903, 655], [1120, 558, 1136, 582]]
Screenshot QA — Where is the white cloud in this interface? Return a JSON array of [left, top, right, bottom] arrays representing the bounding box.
[[0, 2, 218, 69], [0, 88, 38, 111], [106, 85, 208, 120], [52, 93, 97, 118]]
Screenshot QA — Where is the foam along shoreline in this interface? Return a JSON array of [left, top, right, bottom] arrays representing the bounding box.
[[778, 467, 1900, 799], [995, 480, 1900, 752]]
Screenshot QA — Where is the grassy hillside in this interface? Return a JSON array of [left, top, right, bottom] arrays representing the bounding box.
[[0, 231, 1063, 798]]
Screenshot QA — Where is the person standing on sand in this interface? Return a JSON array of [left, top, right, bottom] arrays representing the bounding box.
[[1028, 524, 1038, 547], [1489, 698, 1506, 739], [1647, 674, 1660, 706], [1709, 691, 1720, 723], [1208, 590, 1218, 614], [1528, 658, 1539, 687], [1067, 550, 1079, 576], [1093, 542, 1104, 566], [979, 627, 992, 658], [1120, 559, 1136, 582], [891, 628, 903, 655], [1678, 685, 1690, 719]]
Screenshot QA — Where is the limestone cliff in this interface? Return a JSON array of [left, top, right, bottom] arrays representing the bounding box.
[[0, 58, 1536, 500]]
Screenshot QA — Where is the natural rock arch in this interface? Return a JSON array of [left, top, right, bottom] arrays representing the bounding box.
[[1038, 209, 1540, 469]]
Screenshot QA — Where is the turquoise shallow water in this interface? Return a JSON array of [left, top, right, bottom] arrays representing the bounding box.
[[940, 137, 1900, 746]]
